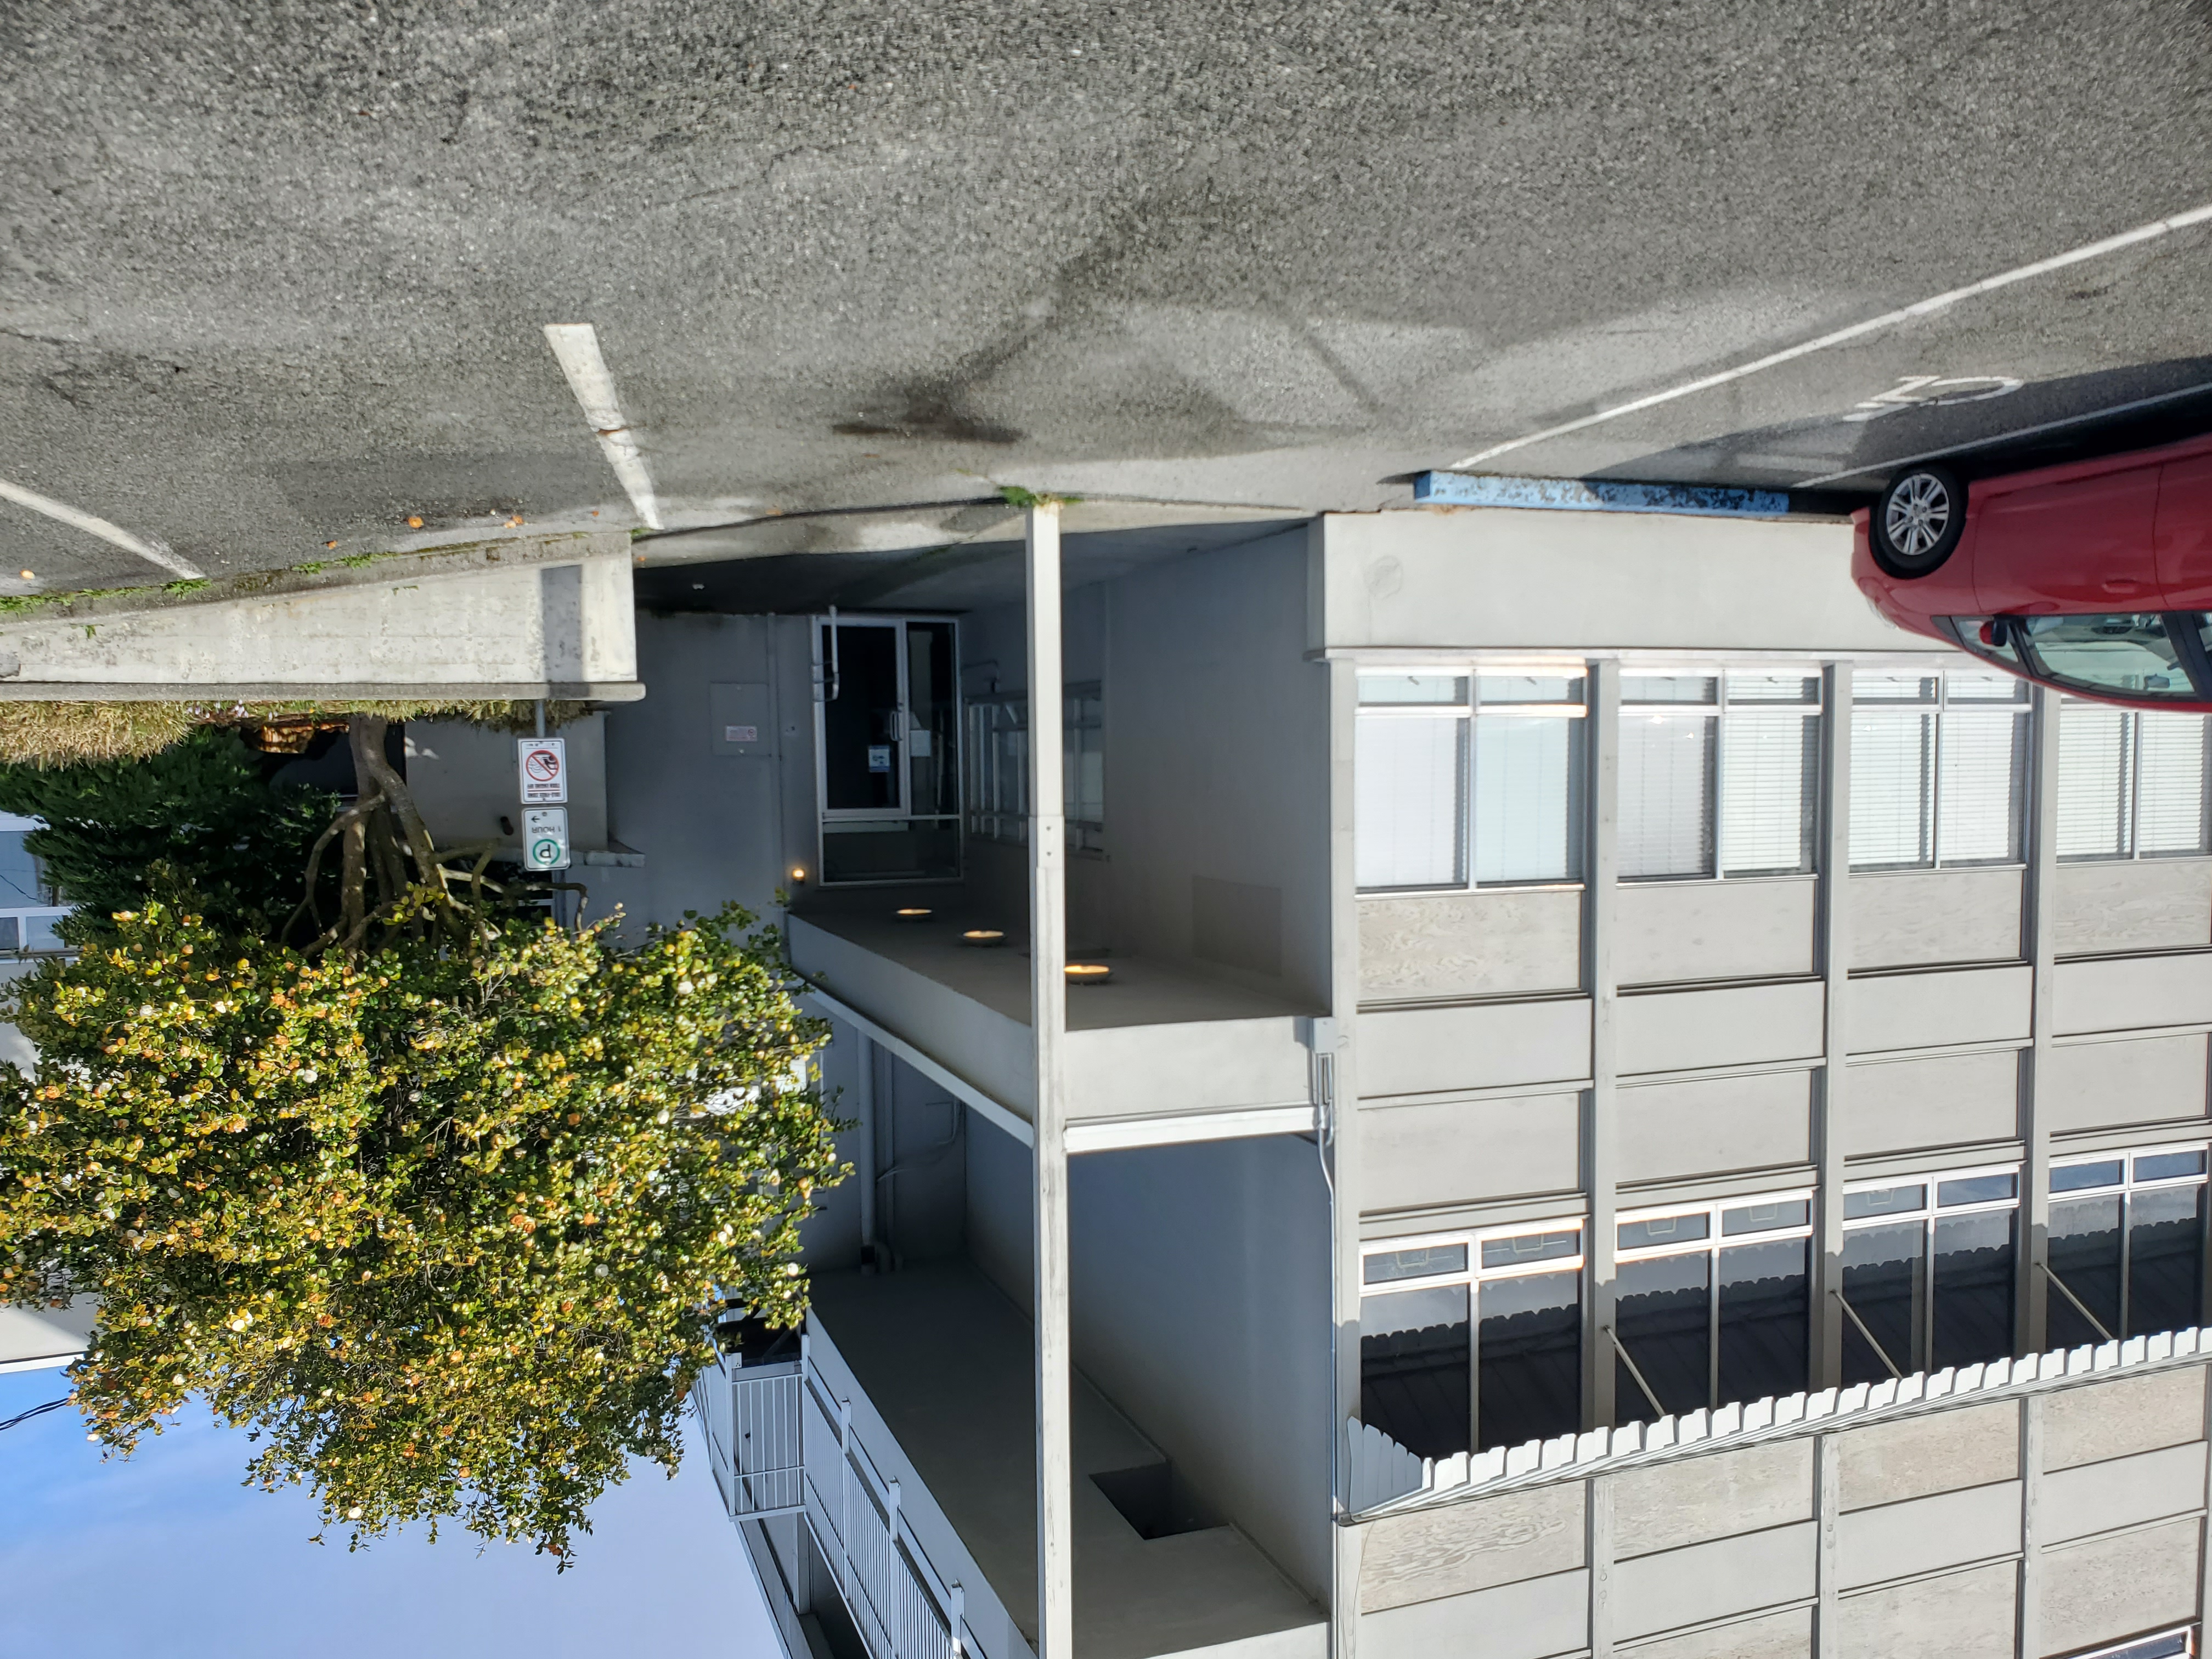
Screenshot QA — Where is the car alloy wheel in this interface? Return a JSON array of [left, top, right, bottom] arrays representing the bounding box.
[[1871, 464, 1967, 578]]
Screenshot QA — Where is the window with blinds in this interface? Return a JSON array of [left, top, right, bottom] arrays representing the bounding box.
[[1619, 673, 1818, 882], [1850, 670, 2026, 870], [2057, 698, 2210, 860], [1357, 670, 1582, 892]]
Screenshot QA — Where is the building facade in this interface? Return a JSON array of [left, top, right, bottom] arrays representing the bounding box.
[[590, 499, 2212, 1659]]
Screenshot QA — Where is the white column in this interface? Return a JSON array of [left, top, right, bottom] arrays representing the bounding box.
[[2022, 684, 2060, 1355], [855, 1033, 878, 1271], [1814, 664, 1852, 1386], [1584, 658, 1621, 1431], [1026, 501, 1074, 1659], [1325, 654, 1365, 1659]]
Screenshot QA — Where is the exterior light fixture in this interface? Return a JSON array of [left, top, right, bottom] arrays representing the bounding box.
[[1065, 963, 1112, 985], [895, 907, 933, 922], [789, 867, 806, 883], [962, 929, 1006, 948]]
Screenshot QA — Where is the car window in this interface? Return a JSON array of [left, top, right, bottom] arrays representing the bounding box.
[[2015, 614, 2203, 699], [1945, 617, 2027, 675]]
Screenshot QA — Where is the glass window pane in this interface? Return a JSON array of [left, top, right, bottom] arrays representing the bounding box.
[[1623, 675, 1717, 704], [2021, 614, 2196, 699], [2052, 1160, 2124, 1193], [2128, 1184, 2206, 1339], [1361, 674, 1468, 704], [2136, 1150, 2209, 1182], [1364, 1244, 1468, 1284], [1473, 715, 1581, 885], [1726, 674, 1820, 704], [1718, 1238, 1810, 1406], [1723, 1199, 1812, 1235], [1359, 1286, 1470, 1460], [1932, 1208, 2016, 1370], [1615, 1252, 1711, 1422], [2136, 713, 2209, 855], [1618, 1212, 1709, 1252], [1842, 1220, 1926, 1383], [1850, 709, 1934, 868], [1357, 714, 1465, 889], [1478, 674, 1581, 705], [1937, 1173, 2016, 1206], [1620, 714, 1715, 879], [1477, 1269, 1581, 1451], [1844, 1184, 1926, 1221], [1938, 709, 2026, 865], [2049, 1195, 2123, 1347], [1854, 672, 1938, 704], [2060, 701, 2134, 859], [1945, 669, 2030, 704], [1721, 709, 1818, 876], [1480, 1229, 1580, 1270]]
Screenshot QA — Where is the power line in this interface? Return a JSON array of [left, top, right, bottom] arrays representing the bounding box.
[[0, 1396, 69, 1433]]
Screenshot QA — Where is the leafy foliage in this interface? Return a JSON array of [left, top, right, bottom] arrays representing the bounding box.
[[0, 900, 842, 1560], [0, 729, 331, 941]]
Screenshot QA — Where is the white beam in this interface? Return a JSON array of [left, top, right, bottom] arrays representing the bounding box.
[[1026, 501, 1074, 1659]]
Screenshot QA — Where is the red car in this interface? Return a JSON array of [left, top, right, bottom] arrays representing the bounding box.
[[1852, 430, 2212, 712]]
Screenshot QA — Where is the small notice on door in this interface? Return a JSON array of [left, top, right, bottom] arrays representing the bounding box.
[[517, 737, 568, 804], [867, 744, 893, 772], [724, 725, 759, 744]]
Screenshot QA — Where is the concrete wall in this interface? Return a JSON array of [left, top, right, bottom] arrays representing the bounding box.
[[1107, 529, 1333, 1007], [1314, 509, 1939, 656], [1069, 1133, 1334, 1604], [591, 610, 818, 939], [1353, 1363, 2212, 1659]]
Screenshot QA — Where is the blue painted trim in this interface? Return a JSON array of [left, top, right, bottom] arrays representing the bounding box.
[[1414, 472, 1791, 517]]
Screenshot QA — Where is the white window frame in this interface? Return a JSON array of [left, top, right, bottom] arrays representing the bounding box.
[[2067, 1628, 2194, 1659], [1359, 1217, 1587, 1453], [1611, 1188, 1816, 1418], [1617, 671, 1825, 883], [1355, 663, 1586, 895], [1849, 668, 2031, 872], [2056, 696, 2212, 862], [1839, 1159, 2022, 1379], [2046, 1138, 2210, 1342]]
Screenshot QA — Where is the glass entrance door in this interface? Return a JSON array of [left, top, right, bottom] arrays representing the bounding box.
[[816, 616, 961, 884]]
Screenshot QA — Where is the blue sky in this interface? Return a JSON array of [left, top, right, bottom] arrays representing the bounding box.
[[0, 1366, 782, 1658]]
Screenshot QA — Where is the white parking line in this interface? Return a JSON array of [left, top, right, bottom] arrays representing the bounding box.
[[1449, 201, 2212, 471], [0, 477, 204, 579], [542, 323, 664, 531], [1792, 379, 2212, 488]]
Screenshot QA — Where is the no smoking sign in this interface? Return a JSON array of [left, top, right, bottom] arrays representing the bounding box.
[[517, 737, 567, 804]]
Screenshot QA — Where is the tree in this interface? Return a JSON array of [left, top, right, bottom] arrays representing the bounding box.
[[0, 727, 333, 944], [0, 715, 845, 1562]]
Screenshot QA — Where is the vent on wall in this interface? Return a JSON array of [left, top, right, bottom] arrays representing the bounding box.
[[1192, 876, 1283, 978]]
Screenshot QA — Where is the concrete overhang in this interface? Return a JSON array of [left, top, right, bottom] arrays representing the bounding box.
[[633, 497, 1310, 614], [0, 531, 643, 702]]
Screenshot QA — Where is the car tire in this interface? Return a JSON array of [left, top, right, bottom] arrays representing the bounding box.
[[1870, 464, 1967, 578]]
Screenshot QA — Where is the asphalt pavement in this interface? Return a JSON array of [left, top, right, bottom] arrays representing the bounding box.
[[4, 1, 2212, 590]]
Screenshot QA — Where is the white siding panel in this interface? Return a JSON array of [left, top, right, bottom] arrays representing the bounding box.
[[1616, 878, 1816, 986], [1358, 999, 1592, 1099], [1850, 867, 2024, 970], [2041, 1034, 2209, 1135], [2055, 857, 2212, 955], [1361, 889, 1582, 1001], [1841, 1049, 2019, 1157], [2055, 952, 2212, 1036], [1618, 982, 1824, 1076], [1617, 1071, 1813, 1184], [1849, 966, 2031, 1054], [1360, 1093, 1582, 1213]]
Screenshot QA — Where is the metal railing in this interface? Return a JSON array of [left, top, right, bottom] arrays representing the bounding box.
[[702, 1334, 984, 1659], [698, 1357, 805, 1519], [808, 1364, 971, 1659]]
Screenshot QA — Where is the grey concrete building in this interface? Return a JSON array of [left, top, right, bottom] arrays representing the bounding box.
[[472, 497, 2212, 1659]]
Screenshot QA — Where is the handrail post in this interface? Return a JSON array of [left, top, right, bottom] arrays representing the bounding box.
[[838, 1396, 854, 1596]]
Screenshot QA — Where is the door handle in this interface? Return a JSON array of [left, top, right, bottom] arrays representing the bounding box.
[[2100, 578, 2152, 595]]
